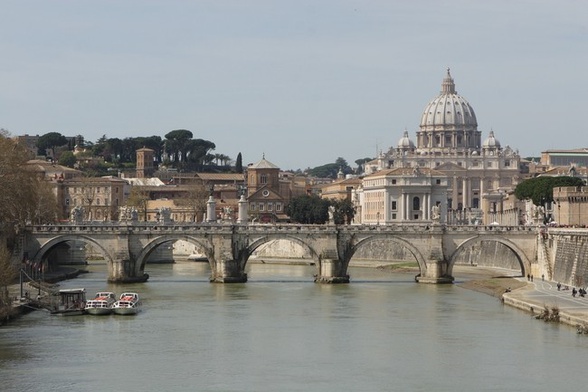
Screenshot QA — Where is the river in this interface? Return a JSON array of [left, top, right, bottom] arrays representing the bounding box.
[[1, 262, 587, 392]]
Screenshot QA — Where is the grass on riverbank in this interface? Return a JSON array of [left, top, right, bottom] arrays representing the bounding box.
[[457, 276, 527, 298]]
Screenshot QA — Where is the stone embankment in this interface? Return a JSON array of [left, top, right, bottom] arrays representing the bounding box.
[[455, 267, 588, 330]]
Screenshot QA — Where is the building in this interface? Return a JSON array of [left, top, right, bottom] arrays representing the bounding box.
[[541, 149, 588, 168], [320, 175, 362, 202], [553, 186, 588, 227], [246, 156, 288, 222], [63, 176, 127, 221], [365, 69, 521, 224], [357, 167, 448, 224], [136, 147, 155, 178]]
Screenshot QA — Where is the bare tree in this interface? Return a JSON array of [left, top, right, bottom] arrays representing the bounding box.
[[175, 183, 209, 222], [126, 187, 151, 221]]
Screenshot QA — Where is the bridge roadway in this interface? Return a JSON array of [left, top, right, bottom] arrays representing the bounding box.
[[20, 222, 539, 284]]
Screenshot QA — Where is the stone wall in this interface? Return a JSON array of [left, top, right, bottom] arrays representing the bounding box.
[[452, 241, 521, 270], [551, 232, 588, 287]]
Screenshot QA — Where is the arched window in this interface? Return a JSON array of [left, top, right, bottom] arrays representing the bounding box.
[[413, 197, 420, 211]]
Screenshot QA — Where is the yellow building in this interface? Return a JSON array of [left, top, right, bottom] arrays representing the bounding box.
[[553, 186, 588, 227]]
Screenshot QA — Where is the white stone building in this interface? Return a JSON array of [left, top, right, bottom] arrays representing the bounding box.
[[357, 166, 448, 224], [365, 69, 521, 224]]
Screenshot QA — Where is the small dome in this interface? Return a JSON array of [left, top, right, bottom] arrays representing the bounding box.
[[482, 131, 501, 149], [397, 130, 415, 149]]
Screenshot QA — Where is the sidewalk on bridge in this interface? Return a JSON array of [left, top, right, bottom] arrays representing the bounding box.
[[503, 277, 588, 328]]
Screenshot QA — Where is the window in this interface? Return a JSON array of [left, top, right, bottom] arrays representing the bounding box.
[[268, 203, 273, 211], [413, 197, 420, 211], [276, 203, 282, 212], [391, 201, 397, 210], [259, 203, 265, 211], [260, 174, 268, 184], [250, 203, 256, 211], [392, 179, 397, 184]]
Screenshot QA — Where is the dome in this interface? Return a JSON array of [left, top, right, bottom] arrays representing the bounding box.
[[482, 130, 501, 149], [397, 130, 415, 149], [419, 69, 477, 129]]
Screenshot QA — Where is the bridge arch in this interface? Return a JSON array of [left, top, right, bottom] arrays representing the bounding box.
[[349, 235, 429, 275], [31, 234, 114, 265], [246, 235, 321, 274], [448, 236, 531, 276], [136, 235, 215, 271]]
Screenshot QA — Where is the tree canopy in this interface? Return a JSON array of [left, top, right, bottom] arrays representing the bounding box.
[[514, 176, 585, 205], [306, 157, 353, 179], [285, 195, 330, 224], [37, 132, 68, 158]]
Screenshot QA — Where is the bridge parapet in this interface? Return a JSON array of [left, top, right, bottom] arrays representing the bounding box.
[[22, 222, 541, 285]]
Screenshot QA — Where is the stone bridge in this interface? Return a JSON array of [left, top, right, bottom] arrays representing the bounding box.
[[18, 223, 539, 284]]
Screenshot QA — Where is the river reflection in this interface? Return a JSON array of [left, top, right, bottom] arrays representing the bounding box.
[[1, 262, 587, 392]]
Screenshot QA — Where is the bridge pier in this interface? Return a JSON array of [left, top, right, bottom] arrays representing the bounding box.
[[210, 259, 248, 283], [315, 258, 349, 284], [415, 260, 454, 284], [109, 257, 149, 283]]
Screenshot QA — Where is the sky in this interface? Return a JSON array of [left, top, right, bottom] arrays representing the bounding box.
[[1, 0, 587, 170]]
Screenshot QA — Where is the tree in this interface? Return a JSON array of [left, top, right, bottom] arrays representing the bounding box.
[[175, 183, 209, 222], [285, 195, 330, 224], [354, 157, 373, 174], [164, 129, 193, 164], [58, 151, 77, 168], [125, 187, 151, 221], [236, 152, 243, 173], [330, 199, 356, 225], [514, 176, 584, 206], [0, 244, 18, 320], [306, 157, 353, 179], [37, 132, 68, 159]]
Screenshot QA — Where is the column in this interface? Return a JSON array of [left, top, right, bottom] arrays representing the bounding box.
[[206, 196, 216, 223], [237, 195, 248, 224]]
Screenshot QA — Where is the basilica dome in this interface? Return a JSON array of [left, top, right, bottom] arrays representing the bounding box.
[[419, 69, 477, 129]]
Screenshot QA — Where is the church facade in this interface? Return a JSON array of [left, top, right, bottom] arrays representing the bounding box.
[[362, 69, 521, 224]]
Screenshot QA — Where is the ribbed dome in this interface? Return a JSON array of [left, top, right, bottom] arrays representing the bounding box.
[[482, 130, 501, 149], [397, 130, 415, 149], [420, 69, 477, 129]]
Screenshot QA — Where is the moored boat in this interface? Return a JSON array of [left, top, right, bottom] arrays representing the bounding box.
[[112, 292, 141, 315], [50, 288, 87, 316], [85, 292, 116, 315]]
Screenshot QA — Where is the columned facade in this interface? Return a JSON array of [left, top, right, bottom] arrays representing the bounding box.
[[365, 69, 521, 224]]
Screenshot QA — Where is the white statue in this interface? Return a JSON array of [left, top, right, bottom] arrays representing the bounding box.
[[328, 205, 335, 224], [431, 204, 440, 221]]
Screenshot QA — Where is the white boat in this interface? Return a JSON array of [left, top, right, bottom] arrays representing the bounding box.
[[112, 292, 141, 315], [85, 292, 116, 315], [50, 288, 87, 316]]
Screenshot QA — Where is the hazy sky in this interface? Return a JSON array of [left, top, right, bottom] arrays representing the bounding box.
[[1, 0, 586, 170]]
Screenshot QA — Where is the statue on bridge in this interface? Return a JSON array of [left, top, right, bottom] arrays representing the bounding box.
[[118, 206, 139, 222], [158, 207, 172, 224], [328, 205, 335, 224], [69, 206, 85, 224], [222, 206, 234, 222]]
